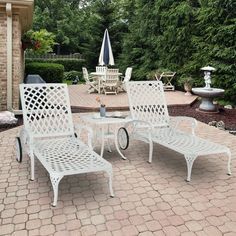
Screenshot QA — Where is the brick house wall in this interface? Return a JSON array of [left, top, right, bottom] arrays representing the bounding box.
[[0, 13, 24, 110], [12, 14, 23, 110], [0, 1, 33, 111], [0, 13, 7, 110]]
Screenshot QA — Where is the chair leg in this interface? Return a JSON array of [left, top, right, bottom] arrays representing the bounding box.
[[148, 135, 153, 163], [29, 151, 35, 181], [226, 149, 232, 175], [107, 138, 112, 153], [50, 174, 63, 206], [184, 154, 197, 182], [106, 167, 114, 197]]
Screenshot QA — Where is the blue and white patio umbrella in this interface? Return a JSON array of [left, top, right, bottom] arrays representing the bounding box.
[[98, 29, 115, 66]]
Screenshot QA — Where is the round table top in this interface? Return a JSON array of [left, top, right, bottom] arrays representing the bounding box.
[[80, 113, 131, 125]]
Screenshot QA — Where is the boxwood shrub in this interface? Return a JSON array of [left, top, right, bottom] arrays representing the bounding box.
[[25, 62, 64, 83], [25, 58, 86, 72]]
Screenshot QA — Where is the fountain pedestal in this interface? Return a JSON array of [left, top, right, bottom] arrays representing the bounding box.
[[192, 88, 224, 113]]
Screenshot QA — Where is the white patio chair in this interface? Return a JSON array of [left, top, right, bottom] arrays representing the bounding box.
[[96, 66, 107, 73], [107, 68, 119, 74], [155, 71, 176, 91], [107, 68, 120, 84], [18, 83, 114, 206], [82, 67, 99, 93], [125, 81, 231, 181], [103, 71, 120, 95], [118, 67, 132, 92]]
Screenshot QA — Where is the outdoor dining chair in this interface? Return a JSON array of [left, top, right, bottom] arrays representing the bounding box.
[[103, 71, 120, 95], [125, 81, 231, 181], [17, 83, 114, 206], [107, 68, 119, 74], [96, 66, 107, 73], [155, 71, 176, 90], [82, 67, 99, 93], [118, 67, 132, 92]]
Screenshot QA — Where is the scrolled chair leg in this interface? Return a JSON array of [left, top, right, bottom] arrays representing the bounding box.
[[226, 149, 232, 175], [184, 154, 197, 182], [50, 174, 63, 207], [29, 151, 35, 181], [148, 134, 153, 163], [106, 167, 114, 197]]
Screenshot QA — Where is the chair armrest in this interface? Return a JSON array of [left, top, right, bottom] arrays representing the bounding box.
[[74, 124, 94, 149], [170, 116, 197, 135], [88, 75, 97, 81], [125, 119, 154, 131]]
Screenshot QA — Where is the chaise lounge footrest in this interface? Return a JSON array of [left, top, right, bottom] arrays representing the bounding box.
[[151, 128, 231, 181]]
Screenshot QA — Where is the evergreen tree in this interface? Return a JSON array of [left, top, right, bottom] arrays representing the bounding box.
[[186, 0, 236, 103]]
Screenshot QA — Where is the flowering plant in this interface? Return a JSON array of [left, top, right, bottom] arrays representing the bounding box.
[[96, 97, 105, 107], [22, 29, 56, 54]]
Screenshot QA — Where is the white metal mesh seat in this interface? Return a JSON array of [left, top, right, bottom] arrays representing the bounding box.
[[34, 137, 110, 174], [19, 83, 114, 206], [126, 81, 231, 181]]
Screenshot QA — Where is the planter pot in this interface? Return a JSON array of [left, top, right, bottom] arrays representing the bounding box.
[[184, 83, 192, 96]]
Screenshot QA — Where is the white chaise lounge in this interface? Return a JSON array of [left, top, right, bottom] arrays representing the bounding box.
[[125, 81, 231, 181], [18, 83, 114, 206]]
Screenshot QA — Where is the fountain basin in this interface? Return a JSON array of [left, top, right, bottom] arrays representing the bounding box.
[[192, 87, 224, 113]]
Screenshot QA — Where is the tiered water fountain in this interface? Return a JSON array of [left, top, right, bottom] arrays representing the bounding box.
[[192, 66, 224, 113]]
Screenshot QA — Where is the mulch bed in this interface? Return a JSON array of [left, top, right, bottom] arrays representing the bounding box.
[[1, 101, 236, 133], [168, 101, 236, 131]]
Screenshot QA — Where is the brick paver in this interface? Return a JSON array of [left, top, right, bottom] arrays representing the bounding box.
[[0, 114, 235, 235]]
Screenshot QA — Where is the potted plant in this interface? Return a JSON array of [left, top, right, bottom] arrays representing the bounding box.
[[21, 29, 56, 54], [178, 76, 194, 95], [96, 97, 106, 117]]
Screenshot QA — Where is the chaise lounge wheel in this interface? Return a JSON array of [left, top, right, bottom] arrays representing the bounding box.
[[15, 137, 23, 163], [117, 127, 129, 150]]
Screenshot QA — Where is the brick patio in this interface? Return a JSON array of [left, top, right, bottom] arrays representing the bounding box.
[[0, 113, 235, 236]]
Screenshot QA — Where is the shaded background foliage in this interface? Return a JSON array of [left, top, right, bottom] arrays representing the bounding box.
[[33, 0, 236, 104]]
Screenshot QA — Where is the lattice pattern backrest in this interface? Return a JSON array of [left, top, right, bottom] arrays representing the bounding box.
[[126, 81, 170, 127], [20, 84, 74, 138]]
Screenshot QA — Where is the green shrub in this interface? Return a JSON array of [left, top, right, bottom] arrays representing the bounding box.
[[25, 62, 64, 83], [64, 70, 83, 82], [25, 58, 86, 72]]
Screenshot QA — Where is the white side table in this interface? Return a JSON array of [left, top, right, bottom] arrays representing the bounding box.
[[80, 114, 131, 159]]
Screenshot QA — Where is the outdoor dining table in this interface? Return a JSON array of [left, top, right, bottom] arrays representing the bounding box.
[[90, 71, 122, 94]]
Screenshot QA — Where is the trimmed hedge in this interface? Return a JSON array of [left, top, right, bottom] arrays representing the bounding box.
[[25, 58, 86, 72], [25, 62, 64, 83]]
